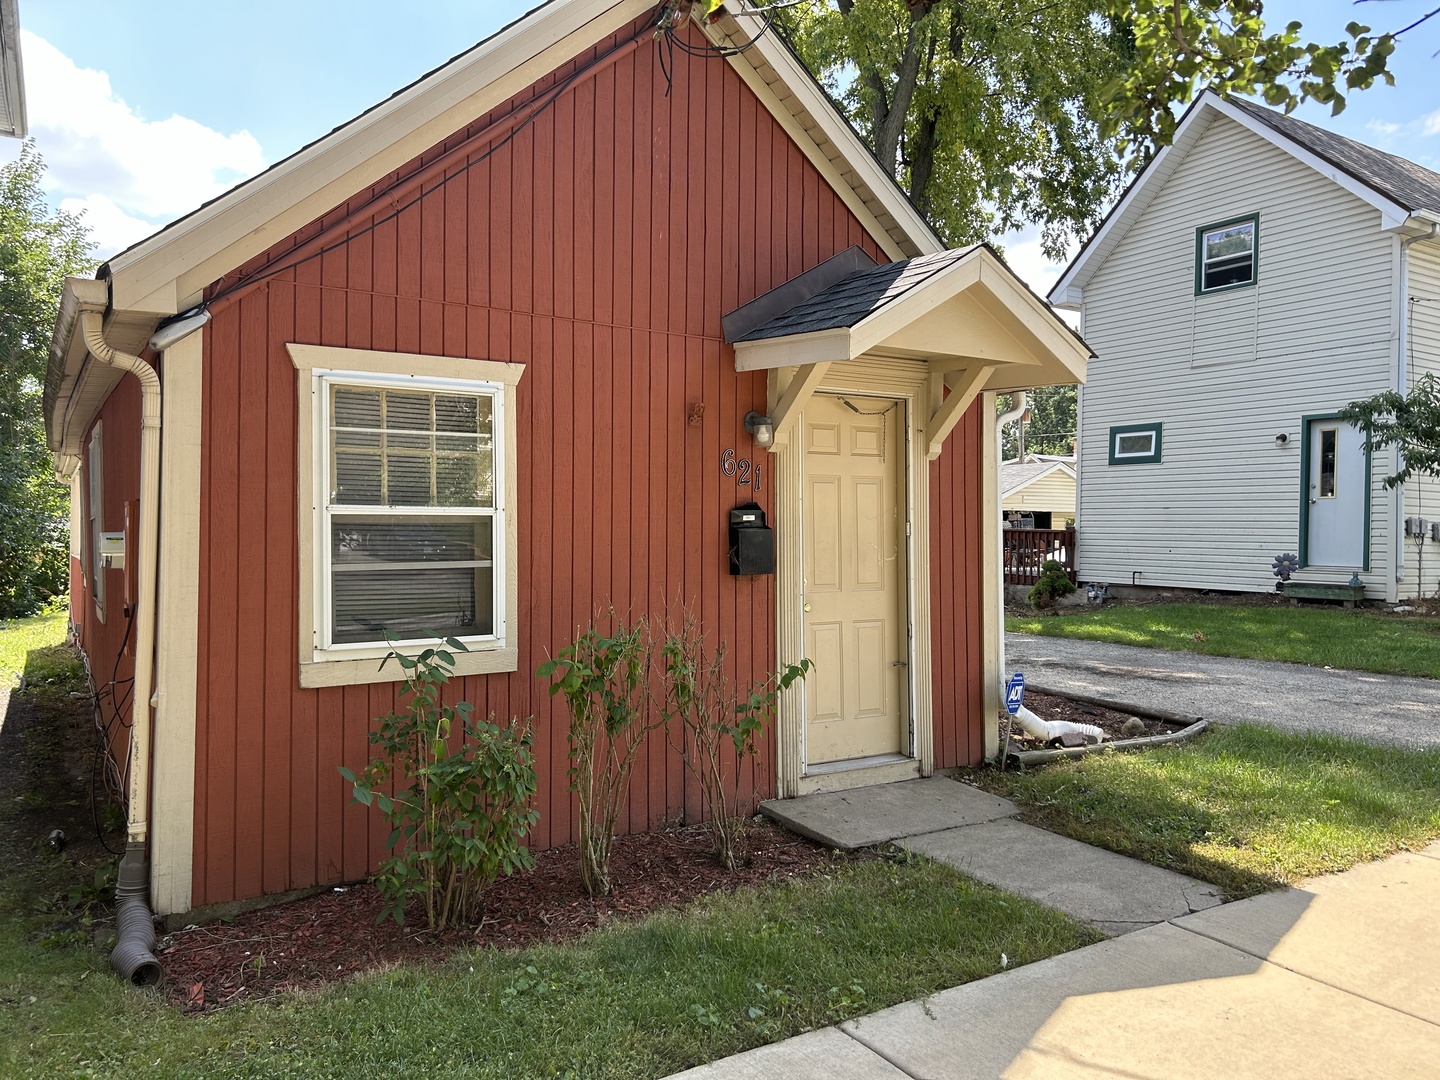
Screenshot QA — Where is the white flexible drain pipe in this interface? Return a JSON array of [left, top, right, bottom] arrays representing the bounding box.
[[1013, 704, 1104, 744]]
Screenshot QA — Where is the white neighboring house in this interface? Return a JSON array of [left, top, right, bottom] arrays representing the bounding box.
[[1051, 90, 1440, 602], [1001, 456, 1076, 529]]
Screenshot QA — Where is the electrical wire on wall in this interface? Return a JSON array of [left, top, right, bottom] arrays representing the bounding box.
[[153, 1, 781, 342], [85, 603, 137, 856]]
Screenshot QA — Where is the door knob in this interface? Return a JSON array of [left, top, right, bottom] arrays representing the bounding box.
[[803, 604, 811, 612]]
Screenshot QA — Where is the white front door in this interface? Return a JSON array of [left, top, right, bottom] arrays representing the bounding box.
[[1306, 419, 1367, 568], [801, 393, 908, 766]]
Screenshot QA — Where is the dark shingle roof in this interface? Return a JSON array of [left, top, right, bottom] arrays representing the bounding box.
[[734, 246, 980, 342], [1228, 96, 1440, 213]]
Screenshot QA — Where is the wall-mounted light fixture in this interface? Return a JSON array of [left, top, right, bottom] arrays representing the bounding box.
[[744, 410, 775, 448], [1274, 433, 1290, 447], [147, 307, 212, 353]]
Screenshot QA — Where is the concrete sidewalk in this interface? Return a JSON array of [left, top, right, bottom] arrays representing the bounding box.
[[1008, 632, 1440, 748], [668, 843, 1440, 1079], [761, 777, 1224, 936]]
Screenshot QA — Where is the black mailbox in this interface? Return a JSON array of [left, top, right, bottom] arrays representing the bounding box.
[[729, 502, 774, 576]]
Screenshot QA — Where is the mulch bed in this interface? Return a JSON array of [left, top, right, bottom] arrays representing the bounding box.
[[1003, 690, 1173, 748], [160, 820, 843, 1013]]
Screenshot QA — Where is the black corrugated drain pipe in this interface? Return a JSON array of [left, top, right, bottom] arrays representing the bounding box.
[[111, 842, 162, 987]]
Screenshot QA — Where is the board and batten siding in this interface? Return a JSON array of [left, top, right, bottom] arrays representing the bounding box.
[[1003, 471, 1076, 521], [1402, 239, 1440, 598], [189, 16, 987, 909], [1077, 113, 1397, 597]]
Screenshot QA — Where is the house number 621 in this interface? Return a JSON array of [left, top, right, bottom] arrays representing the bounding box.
[[720, 448, 762, 491]]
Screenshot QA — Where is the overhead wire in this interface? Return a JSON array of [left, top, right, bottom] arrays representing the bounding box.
[[153, 3, 781, 335], [200, 3, 738, 318]]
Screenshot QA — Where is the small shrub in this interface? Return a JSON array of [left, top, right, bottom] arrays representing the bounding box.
[[538, 616, 663, 897], [661, 617, 811, 870], [1028, 559, 1076, 609], [340, 636, 539, 931]]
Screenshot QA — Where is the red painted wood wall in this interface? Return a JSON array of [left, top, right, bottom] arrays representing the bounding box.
[[72, 378, 143, 777], [188, 16, 986, 908]]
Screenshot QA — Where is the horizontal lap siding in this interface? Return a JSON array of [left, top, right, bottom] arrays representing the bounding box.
[[1078, 115, 1398, 595], [191, 19, 890, 907]]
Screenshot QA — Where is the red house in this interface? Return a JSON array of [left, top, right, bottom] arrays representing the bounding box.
[[45, 0, 1087, 938]]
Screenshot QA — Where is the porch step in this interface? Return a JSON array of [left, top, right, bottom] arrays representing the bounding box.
[[1280, 581, 1366, 606], [758, 776, 1019, 850]]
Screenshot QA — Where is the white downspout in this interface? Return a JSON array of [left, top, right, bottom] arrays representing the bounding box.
[[996, 391, 1026, 701], [994, 390, 1105, 750], [1397, 222, 1439, 600], [80, 307, 164, 986]]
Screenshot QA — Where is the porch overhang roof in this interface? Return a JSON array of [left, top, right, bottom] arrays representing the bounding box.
[[729, 244, 1089, 388], [727, 245, 1090, 459]]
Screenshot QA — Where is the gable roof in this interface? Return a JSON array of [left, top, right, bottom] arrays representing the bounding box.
[[732, 247, 979, 342], [100, 0, 942, 319], [1050, 89, 1440, 309], [1000, 458, 1075, 498], [1225, 97, 1440, 215]]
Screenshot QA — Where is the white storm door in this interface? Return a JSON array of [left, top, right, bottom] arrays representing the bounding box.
[[801, 393, 908, 766], [1306, 419, 1367, 568]]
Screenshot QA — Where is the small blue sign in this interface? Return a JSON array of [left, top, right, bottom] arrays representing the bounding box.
[[1005, 673, 1026, 715]]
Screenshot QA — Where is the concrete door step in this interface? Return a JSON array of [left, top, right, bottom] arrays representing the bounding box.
[[759, 776, 1019, 850]]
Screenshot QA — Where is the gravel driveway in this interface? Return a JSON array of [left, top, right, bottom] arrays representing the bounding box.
[[1007, 634, 1440, 749]]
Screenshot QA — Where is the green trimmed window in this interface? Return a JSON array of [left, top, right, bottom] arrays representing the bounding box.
[[1109, 423, 1163, 465], [1195, 215, 1258, 293]]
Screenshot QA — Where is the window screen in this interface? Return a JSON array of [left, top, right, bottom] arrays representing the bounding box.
[[323, 381, 500, 647]]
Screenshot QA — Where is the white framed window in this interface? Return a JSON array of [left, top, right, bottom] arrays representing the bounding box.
[[290, 345, 525, 688], [87, 422, 106, 621], [1195, 215, 1257, 293], [1109, 422, 1163, 465]]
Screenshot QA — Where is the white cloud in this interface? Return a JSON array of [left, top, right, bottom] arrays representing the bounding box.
[[58, 194, 162, 257], [1367, 119, 1401, 139], [20, 31, 266, 257], [996, 226, 1067, 294], [1423, 109, 1440, 137]]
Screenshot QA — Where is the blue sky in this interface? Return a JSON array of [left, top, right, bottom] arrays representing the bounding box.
[[9, 0, 1440, 291]]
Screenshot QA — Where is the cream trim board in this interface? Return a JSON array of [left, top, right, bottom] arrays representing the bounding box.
[[106, 0, 943, 316], [109, 0, 656, 313], [709, 7, 941, 258], [980, 395, 1001, 761], [288, 344, 524, 689], [151, 330, 203, 915]]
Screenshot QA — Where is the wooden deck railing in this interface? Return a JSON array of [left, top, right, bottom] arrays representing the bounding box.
[[1003, 527, 1076, 586]]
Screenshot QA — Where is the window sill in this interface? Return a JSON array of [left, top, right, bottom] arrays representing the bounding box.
[[298, 645, 518, 688]]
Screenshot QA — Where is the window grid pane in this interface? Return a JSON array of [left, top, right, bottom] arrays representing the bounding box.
[[329, 385, 494, 508]]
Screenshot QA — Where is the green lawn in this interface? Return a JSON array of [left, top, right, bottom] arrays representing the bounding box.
[[0, 856, 1100, 1079], [0, 610, 75, 694], [0, 613, 1099, 1079], [972, 724, 1440, 899], [1008, 602, 1440, 678]]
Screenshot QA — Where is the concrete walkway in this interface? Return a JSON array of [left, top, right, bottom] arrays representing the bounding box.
[[669, 842, 1440, 1078], [1009, 633, 1440, 748], [761, 778, 1224, 936]]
